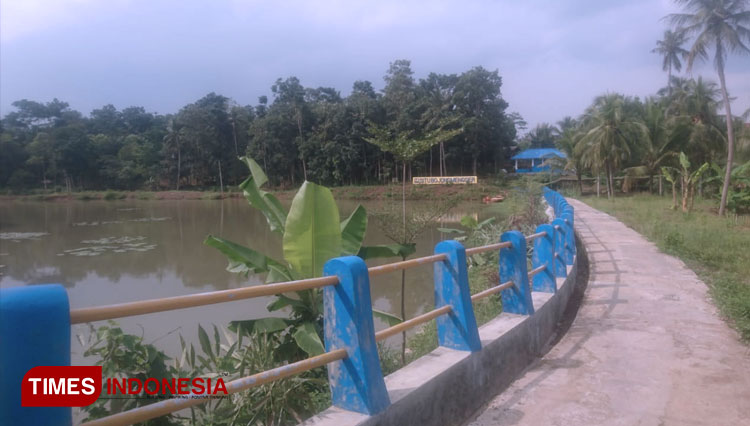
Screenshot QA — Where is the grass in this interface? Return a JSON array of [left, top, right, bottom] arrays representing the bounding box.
[[580, 194, 750, 342]]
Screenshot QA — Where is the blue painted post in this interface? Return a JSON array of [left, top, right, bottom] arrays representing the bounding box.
[[531, 224, 556, 293], [323, 256, 390, 415], [0, 284, 72, 426], [562, 208, 576, 263], [551, 218, 568, 278], [434, 240, 482, 352], [543, 187, 553, 205], [499, 231, 534, 315]]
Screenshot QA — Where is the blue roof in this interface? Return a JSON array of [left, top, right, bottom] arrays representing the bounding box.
[[511, 148, 566, 160]]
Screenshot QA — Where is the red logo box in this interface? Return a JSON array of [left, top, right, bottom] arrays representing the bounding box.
[[22, 366, 102, 407]]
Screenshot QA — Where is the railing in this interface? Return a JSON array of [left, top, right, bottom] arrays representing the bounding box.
[[0, 188, 576, 426]]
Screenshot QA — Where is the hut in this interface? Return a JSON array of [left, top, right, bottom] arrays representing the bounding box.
[[511, 148, 566, 173]]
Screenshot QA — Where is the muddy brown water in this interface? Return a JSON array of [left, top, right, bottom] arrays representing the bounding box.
[[0, 198, 488, 364]]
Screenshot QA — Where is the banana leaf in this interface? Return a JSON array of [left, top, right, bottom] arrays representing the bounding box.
[[203, 235, 291, 280], [292, 322, 325, 356], [239, 156, 287, 235], [340, 204, 368, 256], [282, 181, 342, 278]]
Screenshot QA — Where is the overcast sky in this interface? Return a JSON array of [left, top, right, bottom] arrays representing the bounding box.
[[1, 0, 749, 130]]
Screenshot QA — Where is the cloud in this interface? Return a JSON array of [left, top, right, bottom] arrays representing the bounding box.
[[1, 0, 748, 125]]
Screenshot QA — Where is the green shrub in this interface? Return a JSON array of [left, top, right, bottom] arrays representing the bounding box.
[[103, 190, 125, 201]]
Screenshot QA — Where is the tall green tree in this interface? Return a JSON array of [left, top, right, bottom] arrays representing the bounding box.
[[452, 66, 513, 175], [554, 119, 585, 194], [623, 100, 677, 193], [272, 77, 311, 180], [669, 0, 750, 215], [652, 29, 689, 95], [681, 77, 726, 165], [419, 72, 459, 176], [524, 123, 559, 149], [577, 94, 647, 198]]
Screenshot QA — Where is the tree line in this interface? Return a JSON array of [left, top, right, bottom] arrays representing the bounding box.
[[523, 0, 750, 214], [0, 60, 517, 192]]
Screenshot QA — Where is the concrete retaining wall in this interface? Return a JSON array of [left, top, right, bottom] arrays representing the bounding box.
[[304, 237, 586, 426]]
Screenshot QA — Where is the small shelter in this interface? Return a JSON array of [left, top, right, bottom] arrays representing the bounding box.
[[511, 148, 566, 173]]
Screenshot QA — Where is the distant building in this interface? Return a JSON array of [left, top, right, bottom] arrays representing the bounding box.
[[511, 148, 566, 173]]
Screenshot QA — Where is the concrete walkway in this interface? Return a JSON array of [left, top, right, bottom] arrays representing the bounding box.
[[467, 199, 750, 426]]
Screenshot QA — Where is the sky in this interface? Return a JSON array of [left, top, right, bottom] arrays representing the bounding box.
[[1, 0, 749, 130]]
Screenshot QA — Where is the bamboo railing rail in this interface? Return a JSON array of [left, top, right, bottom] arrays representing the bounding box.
[[527, 265, 546, 279], [70, 275, 339, 324], [465, 241, 512, 256], [525, 231, 547, 242], [375, 305, 453, 341], [368, 253, 447, 277], [470, 281, 515, 302]]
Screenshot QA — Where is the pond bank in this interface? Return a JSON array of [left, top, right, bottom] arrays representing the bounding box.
[[1, 182, 504, 203]]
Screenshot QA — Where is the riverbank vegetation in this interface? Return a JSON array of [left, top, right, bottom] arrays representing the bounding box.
[[581, 195, 750, 342], [0, 181, 505, 203]]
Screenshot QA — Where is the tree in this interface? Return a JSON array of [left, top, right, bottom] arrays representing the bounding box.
[[272, 77, 311, 180], [686, 78, 726, 163], [524, 123, 559, 148], [652, 29, 689, 95], [623, 100, 676, 193], [669, 0, 750, 215], [163, 118, 183, 190], [452, 66, 512, 175], [419, 72, 459, 176], [554, 118, 585, 194], [383, 60, 417, 131], [26, 132, 57, 189], [577, 94, 647, 199]]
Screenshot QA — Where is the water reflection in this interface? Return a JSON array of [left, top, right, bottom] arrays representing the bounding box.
[[0, 198, 485, 360]]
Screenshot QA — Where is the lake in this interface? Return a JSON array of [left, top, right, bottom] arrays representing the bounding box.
[[0, 197, 487, 363]]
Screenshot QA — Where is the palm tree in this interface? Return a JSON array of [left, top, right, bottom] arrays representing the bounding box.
[[652, 29, 689, 95], [672, 77, 725, 166], [623, 100, 677, 193], [555, 124, 585, 194], [577, 94, 647, 199], [525, 123, 560, 148], [668, 0, 750, 215], [163, 118, 183, 190]]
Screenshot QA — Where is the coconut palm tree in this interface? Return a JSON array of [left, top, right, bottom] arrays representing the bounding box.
[[163, 118, 183, 190], [524, 123, 560, 148], [668, 0, 750, 215], [577, 94, 647, 199], [671, 77, 726, 166], [624, 100, 677, 193], [652, 29, 690, 95], [549, 117, 586, 194]]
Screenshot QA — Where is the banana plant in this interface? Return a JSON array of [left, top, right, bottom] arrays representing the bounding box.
[[662, 152, 709, 212], [705, 161, 750, 213], [438, 216, 497, 266], [205, 157, 403, 360], [661, 166, 679, 210]]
